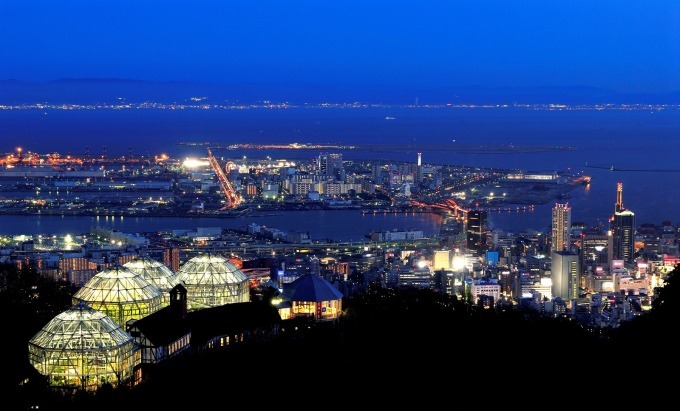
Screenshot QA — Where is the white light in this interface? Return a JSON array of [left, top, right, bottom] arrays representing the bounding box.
[[417, 260, 427, 269], [452, 256, 465, 270], [183, 158, 209, 168]]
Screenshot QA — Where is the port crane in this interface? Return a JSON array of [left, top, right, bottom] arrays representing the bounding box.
[[207, 148, 241, 209]]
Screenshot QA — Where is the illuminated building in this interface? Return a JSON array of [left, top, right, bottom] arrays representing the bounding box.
[[612, 210, 636, 264], [529, 277, 553, 301], [492, 230, 515, 263], [117, 253, 136, 265], [551, 251, 580, 300], [176, 253, 250, 310], [466, 210, 487, 255], [246, 183, 258, 197], [91, 226, 149, 247], [370, 229, 424, 242], [471, 278, 501, 305], [610, 183, 636, 264], [416, 152, 423, 183], [316, 152, 343, 177], [433, 249, 451, 270], [617, 276, 648, 295], [398, 264, 432, 289], [164, 247, 180, 272], [124, 256, 180, 307], [580, 231, 611, 274], [59, 256, 97, 275], [72, 265, 164, 327], [551, 203, 571, 253], [279, 274, 343, 321], [28, 303, 136, 391]]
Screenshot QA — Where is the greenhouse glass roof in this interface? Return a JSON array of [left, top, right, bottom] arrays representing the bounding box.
[[29, 302, 132, 350], [177, 254, 247, 286], [124, 256, 179, 292], [73, 265, 163, 303]]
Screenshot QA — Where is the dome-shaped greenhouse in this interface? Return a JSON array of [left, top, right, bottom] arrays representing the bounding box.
[[176, 253, 250, 310], [72, 265, 163, 327], [28, 302, 136, 391], [124, 256, 179, 307]]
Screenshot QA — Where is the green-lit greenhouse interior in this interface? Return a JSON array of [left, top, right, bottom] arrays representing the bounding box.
[[124, 256, 180, 307], [28, 302, 136, 391], [72, 265, 163, 327], [177, 253, 250, 310]]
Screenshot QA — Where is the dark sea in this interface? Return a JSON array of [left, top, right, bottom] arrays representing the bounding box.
[[1, 107, 679, 239]]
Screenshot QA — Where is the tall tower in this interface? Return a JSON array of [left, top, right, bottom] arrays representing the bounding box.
[[316, 153, 328, 176], [610, 183, 636, 264], [615, 182, 624, 212], [551, 251, 580, 300], [416, 152, 423, 183], [466, 210, 487, 256], [551, 203, 572, 254]]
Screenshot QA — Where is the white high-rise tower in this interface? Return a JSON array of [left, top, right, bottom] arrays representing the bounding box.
[[552, 203, 572, 253]]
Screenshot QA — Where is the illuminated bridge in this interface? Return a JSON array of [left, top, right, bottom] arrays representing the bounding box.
[[411, 198, 535, 216], [411, 198, 470, 217]]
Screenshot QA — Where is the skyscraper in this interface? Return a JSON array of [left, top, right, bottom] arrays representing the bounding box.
[[317, 152, 343, 177], [610, 183, 636, 264], [551, 250, 580, 300], [466, 210, 487, 256], [416, 152, 423, 183], [551, 203, 572, 254]]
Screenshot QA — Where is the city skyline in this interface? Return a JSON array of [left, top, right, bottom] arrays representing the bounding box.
[[2, 1, 679, 407]]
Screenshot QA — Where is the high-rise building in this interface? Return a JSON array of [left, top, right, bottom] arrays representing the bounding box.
[[551, 251, 580, 300], [551, 203, 571, 254], [466, 210, 487, 256], [610, 183, 636, 264], [316, 152, 343, 177], [580, 230, 611, 274]]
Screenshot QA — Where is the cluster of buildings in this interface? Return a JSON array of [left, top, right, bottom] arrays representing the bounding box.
[[0, 148, 485, 217], [421, 181, 676, 326]]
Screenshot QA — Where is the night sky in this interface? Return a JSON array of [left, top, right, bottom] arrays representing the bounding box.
[[1, 1, 679, 93]]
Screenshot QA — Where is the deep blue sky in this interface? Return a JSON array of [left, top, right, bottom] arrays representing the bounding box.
[[1, 1, 679, 93]]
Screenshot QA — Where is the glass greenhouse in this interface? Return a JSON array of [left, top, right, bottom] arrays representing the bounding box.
[[124, 256, 180, 307], [72, 265, 163, 327], [176, 253, 250, 310], [28, 302, 136, 391]]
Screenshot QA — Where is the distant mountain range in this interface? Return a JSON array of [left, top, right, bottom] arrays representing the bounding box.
[[1, 78, 679, 105]]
